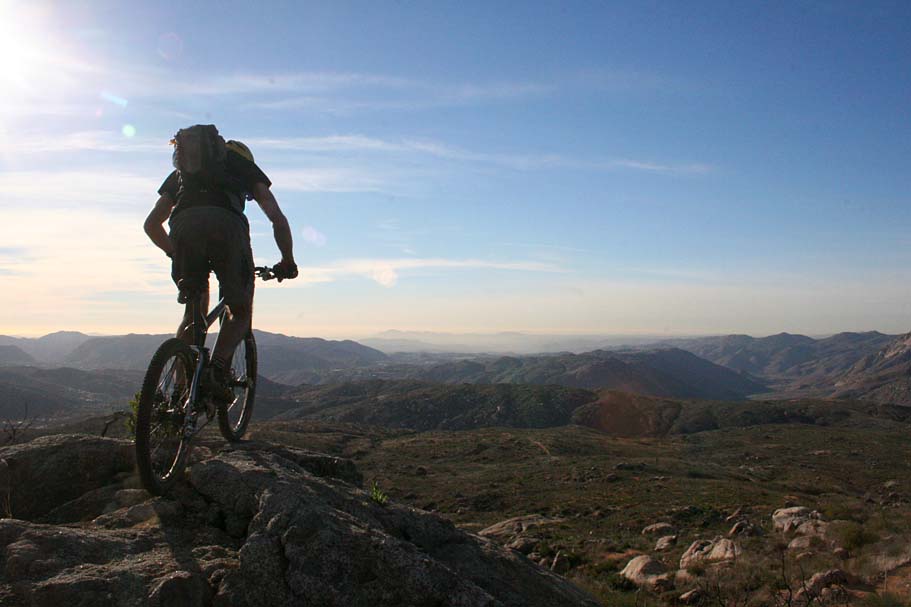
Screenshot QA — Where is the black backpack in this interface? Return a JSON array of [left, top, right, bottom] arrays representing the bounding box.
[[172, 124, 227, 184], [172, 124, 243, 213]]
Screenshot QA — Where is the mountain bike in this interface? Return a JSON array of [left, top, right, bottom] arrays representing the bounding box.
[[135, 265, 282, 495]]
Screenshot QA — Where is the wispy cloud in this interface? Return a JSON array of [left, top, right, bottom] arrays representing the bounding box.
[[0, 170, 159, 207], [301, 226, 327, 247], [4, 131, 165, 155], [291, 257, 562, 287], [268, 167, 388, 193], [249, 134, 714, 175]]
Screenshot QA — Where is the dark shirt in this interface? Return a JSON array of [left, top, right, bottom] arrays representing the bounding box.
[[158, 150, 271, 223]]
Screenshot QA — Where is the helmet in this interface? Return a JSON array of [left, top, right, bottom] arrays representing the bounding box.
[[226, 139, 254, 162]]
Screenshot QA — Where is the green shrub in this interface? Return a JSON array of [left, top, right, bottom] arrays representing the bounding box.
[[370, 481, 389, 506], [125, 391, 141, 438], [832, 521, 879, 552]]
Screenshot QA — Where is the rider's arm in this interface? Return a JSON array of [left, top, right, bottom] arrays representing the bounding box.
[[144, 194, 176, 257], [252, 182, 295, 264]]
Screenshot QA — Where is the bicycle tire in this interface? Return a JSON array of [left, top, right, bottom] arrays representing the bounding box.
[[217, 331, 257, 442], [135, 338, 196, 495]]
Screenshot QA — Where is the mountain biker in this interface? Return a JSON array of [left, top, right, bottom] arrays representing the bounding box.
[[143, 125, 297, 402]]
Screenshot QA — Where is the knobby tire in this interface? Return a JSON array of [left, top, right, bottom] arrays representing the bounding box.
[[135, 338, 195, 496], [217, 332, 257, 442]]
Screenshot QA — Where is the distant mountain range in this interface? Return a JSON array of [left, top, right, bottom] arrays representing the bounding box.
[[656, 331, 901, 399], [0, 330, 387, 380], [403, 348, 765, 400], [361, 330, 665, 354], [0, 331, 92, 364]]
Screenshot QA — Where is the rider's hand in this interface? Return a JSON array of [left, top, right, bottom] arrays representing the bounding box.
[[273, 259, 298, 282]]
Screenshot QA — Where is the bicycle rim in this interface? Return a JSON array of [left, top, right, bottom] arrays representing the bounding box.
[[136, 339, 194, 495], [218, 332, 256, 442]]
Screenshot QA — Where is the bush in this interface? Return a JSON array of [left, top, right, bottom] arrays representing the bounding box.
[[369, 480, 389, 506], [831, 521, 879, 552], [125, 392, 141, 438]]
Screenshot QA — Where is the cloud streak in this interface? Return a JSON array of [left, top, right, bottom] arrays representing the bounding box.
[[248, 135, 714, 175], [291, 257, 563, 287]]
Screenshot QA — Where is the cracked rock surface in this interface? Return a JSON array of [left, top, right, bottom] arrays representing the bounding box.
[[0, 434, 599, 607]]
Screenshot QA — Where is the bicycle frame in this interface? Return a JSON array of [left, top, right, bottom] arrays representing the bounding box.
[[178, 293, 228, 437]]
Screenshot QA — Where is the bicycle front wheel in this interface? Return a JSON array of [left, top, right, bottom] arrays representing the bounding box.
[[135, 338, 195, 496], [218, 332, 257, 442]]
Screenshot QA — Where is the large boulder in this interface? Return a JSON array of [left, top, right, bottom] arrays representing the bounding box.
[[478, 514, 565, 542], [0, 437, 599, 607], [772, 507, 822, 534], [620, 555, 673, 591], [0, 434, 134, 520], [679, 538, 741, 570]]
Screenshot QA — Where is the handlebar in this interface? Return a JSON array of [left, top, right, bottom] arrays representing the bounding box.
[[254, 265, 297, 283], [254, 266, 278, 282]]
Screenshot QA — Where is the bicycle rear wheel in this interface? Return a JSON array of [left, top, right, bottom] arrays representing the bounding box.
[[218, 332, 256, 442], [135, 338, 195, 495]]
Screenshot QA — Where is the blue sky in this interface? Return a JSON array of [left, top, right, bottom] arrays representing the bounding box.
[[1, 1, 910, 338]]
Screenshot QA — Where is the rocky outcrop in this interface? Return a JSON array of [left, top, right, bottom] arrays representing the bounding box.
[[0, 434, 598, 607], [0, 434, 134, 520]]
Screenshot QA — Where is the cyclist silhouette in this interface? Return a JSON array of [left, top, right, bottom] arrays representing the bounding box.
[[143, 125, 297, 401]]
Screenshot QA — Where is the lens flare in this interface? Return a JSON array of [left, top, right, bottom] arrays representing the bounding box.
[[122, 124, 137, 137], [157, 33, 183, 61], [100, 92, 128, 107]]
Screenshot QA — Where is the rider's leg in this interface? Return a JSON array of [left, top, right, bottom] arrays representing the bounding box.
[[212, 301, 251, 366]]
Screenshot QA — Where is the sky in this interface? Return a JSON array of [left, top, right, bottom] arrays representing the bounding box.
[[1, 1, 910, 339]]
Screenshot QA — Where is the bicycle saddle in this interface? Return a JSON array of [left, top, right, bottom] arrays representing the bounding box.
[[177, 277, 206, 303]]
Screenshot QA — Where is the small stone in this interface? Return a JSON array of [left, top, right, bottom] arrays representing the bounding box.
[[508, 536, 539, 554], [642, 522, 675, 536], [655, 535, 677, 551]]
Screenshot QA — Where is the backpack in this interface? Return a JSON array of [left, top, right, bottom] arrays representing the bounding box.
[[172, 125, 245, 214], [172, 124, 228, 190]]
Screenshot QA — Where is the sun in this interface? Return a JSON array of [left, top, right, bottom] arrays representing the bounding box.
[[0, 10, 48, 92], [0, 4, 86, 120]]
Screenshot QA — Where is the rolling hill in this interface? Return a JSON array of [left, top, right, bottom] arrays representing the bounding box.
[[659, 331, 896, 396], [407, 348, 766, 400]]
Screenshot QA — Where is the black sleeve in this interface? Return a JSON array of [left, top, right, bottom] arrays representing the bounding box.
[[158, 171, 179, 199], [227, 152, 271, 196]]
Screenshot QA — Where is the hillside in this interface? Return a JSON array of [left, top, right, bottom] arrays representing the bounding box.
[[251, 410, 911, 606], [662, 331, 893, 383], [0, 366, 143, 421], [829, 332, 911, 404], [658, 331, 897, 399], [0, 345, 35, 366], [571, 390, 911, 437], [0, 331, 92, 363], [408, 348, 766, 400], [272, 380, 597, 430]]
